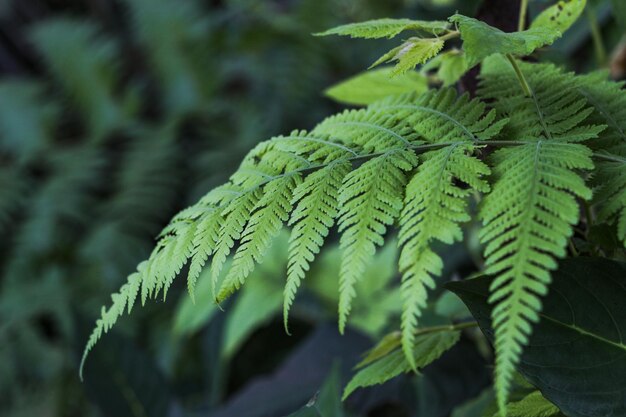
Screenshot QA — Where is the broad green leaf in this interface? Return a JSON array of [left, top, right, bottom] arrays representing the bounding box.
[[371, 37, 445, 75], [172, 266, 220, 336], [315, 18, 449, 39], [505, 391, 562, 417], [421, 49, 468, 86], [324, 67, 428, 106], [342, 329, 460, 399], [449, 14, 561, 67], [222, 275, 283, 358], [531, 0, 586, 34], [447, 257, 626, 417]]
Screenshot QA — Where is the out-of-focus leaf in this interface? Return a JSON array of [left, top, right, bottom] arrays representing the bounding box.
[[611, 0, 626, 30], [222, 276, 283, 358], [80, 328, 173, 417], [324, 67, 428, 105], [531, 0, 587, 34], [447, 257, 626, 417], [342, 329, 460, 399], [286, 363, 344, 417], [421, 50, 468, 86], [210, 324, 371, 417], [307, 241, 400, 336], [434, 291, 471, 320], [450, 388, 495, 417]]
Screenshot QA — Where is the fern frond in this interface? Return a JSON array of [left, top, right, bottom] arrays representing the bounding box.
[[370, 37, 445, 75], [478, 56, 603, 412], [217, 175, 301, 301], [315, 18, 449, 39], [399, 144, 490, 367], [576, 72, 626, 246], [337, 149, 417, 332], [29, 19, 125, 138], [81, 88, 508, 373], [284, 161, 350, 330]]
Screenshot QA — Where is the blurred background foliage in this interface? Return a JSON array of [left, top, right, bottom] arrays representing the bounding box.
[[0, 0, 623, 416]]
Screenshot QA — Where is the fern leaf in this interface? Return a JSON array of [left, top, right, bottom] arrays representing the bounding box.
[[218, 175, 301, 301], [370, 37, 445, 75], [576, 72, 626, 246], [186, 208, 222, 301], [284, 161, 350, 330], [337, 149, 417, 332], [371, 89, 508, 143], [478, 56, 603, 413], [399, 144, 490, 368], [450, 14, 561, 67], [315, 18, 449, 39], [210, 189, 262, 298]]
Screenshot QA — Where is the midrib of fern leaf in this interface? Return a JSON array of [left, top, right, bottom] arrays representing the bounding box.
[[480, 142, 593, 412], [186, 208, 222, 301], [217, 174, 301, 301], [399, 143, 490, 368], [478, 55, 604, 413], [284, 161, 350, 331], [209, 189, 261, 298], [337, 149, 417, 332]]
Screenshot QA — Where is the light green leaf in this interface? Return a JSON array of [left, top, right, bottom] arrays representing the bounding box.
[[531, 0, 586, 34], [315, 18, 449, 39], [421, 49, 468, 86], [222, 274, 283, 358], [371, 37, 445, 75], [342, 329, 460, 400], [505, 391, 562, 417], [324, 67, 428, 106], [450, 14, 561, 67]]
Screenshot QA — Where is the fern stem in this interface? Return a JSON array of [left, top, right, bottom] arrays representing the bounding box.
[[586, 8, 607, 67], [439, 30, 460, 41], [505, 54, 532, 97], [518, 0, 529, 32]]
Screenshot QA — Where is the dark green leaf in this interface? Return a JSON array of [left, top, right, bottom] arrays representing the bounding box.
[[447, 257, 626, 417]]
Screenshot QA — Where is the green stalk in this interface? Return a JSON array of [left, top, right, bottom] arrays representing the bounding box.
[[518, 0, 529, 32], [506, 54, 532, 97], [586, 8, 607, 67]]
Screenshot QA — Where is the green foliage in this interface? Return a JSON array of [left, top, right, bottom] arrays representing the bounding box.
[[342, 327, 460, 400], [448, 257, 626, 417], [370, 37, 446, 75], [315, 18, 450, 39], [449, 14, 561, 67], [324, 67, 428, 105], [530, 0, 587, 34], [421, 49, 469, 86], [478, 54, 603, 412], [506, 391, 562, 417]]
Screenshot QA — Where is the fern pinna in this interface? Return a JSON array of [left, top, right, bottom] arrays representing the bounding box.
[[83, 3, 626, 416]]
